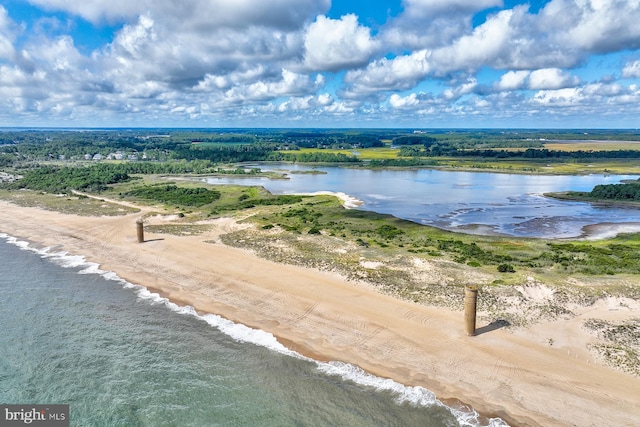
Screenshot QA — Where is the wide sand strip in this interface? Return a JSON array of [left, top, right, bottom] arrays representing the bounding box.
[[1, 200, 639, 427]]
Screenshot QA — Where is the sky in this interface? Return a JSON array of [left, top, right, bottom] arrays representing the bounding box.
[[1, 0, 640, 128]]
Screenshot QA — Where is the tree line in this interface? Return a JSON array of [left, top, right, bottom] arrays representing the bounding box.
[[566, 180, 640, 201], [399, 146, 640, 159]]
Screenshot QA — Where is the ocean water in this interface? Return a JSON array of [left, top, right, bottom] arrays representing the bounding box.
[[0, 235, 507, 426]]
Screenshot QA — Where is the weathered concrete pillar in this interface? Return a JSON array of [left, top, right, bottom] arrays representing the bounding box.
[[464, 285, 478, 336], [136, 218, 144, 243]]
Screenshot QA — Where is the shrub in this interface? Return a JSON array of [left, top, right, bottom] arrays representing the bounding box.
[[498, 263, 516, 273]]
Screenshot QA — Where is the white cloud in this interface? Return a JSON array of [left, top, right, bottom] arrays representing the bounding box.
[[401, 0, 503, 17], [496, 70, 530, 90], [528, 68, 580, 90], [0, 6, 17, 60], [277, 93, 335, 112], [383, 0, 640, 74], [430, 8, 517, 73], [622, 60, 640, 78], [545, 0, 640, 53], [442, 77, 478, 100], [27, 0, 330, 28], [1, 0, 640, 127], [389, 93, 420, 109], [223, 69, 322, 103], [382, 0, 502, 51], [343, 49, 431, 96], [304, 14, 379, 71]]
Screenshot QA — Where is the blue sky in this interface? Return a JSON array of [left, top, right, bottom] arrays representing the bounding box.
[[1, 0, 640, 128]]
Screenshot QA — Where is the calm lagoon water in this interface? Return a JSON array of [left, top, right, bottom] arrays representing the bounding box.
[[0, 235, 506, 426], [206, 165, 640, 238]]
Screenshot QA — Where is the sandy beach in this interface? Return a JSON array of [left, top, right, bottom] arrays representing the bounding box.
[[1, 199, 639, 427]]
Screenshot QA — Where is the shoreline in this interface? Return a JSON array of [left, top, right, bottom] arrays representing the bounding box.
[[0, 229, 497, 426], [1, 199, 639, 426]]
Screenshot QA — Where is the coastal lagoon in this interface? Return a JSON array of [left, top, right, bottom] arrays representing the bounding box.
[[205, 165, 640, 238], [0, 235, 504, 427]]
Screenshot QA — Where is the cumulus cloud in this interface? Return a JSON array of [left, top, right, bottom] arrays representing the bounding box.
[[401, 0, 503, 18], [442, 77, 478, 100], [494, 69, 580, 91], [1, 0, 640, 126], [496, 70, 530, 91], [430, 8, 516, 73], [0, 6, 18, 60], [304, 14, 379, 71], [343, 49, 431, 97], [277, 93, 334, 112], [528, 68, 580, 90], [384, 0, 640, 74], [622, 60, 640, 78], [223, 70, 322, 104], [27, 0, 330, 28], [544, 0, 640, 53], [382, 0, 502, 50], [389, 93, 420, 109]]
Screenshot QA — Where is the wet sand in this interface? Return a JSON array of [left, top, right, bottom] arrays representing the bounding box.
[[1, 199, 639, 427]]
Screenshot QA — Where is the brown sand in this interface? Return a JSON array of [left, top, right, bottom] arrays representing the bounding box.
[[1, 199, 639, 427]]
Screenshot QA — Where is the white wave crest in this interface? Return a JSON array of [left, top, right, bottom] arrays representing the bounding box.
[[316, 360, 508, 427]]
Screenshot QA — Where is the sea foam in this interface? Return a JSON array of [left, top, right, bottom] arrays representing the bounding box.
[[1, 233, 508, 427]]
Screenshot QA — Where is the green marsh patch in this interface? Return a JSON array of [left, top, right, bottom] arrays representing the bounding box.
[[123, 184, 221, 207]]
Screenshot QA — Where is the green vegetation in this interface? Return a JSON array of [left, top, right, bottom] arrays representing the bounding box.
[[2, 128, 640, 279], [4, 164, 133, 194], [566, 180, 640, 202], [123, 184, 221, 207], [547, 179, 640, 204], [267, 151, 360, 163]]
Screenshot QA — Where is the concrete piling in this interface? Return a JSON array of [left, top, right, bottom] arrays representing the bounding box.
[[464, 285, 478, 336], [136, 218, 144, 243]]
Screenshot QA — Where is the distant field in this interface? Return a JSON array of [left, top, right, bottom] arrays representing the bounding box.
[[296, 147, 401, 160], [543, 141, 640, 151]]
